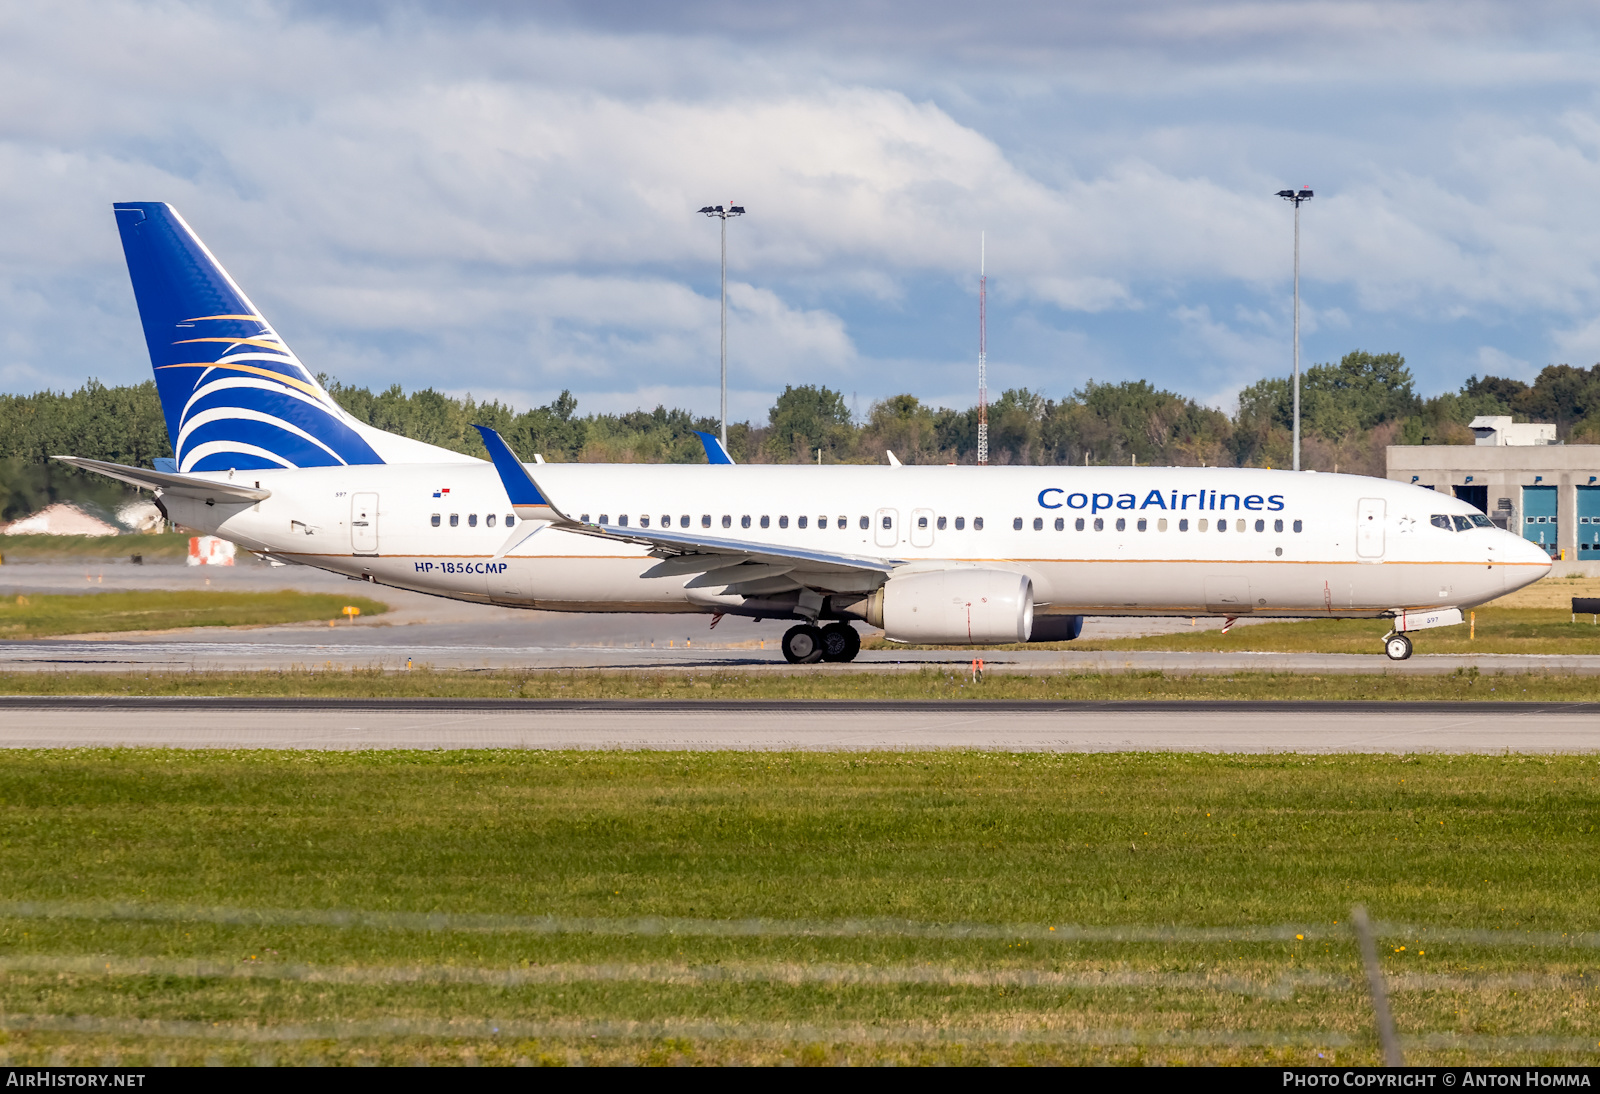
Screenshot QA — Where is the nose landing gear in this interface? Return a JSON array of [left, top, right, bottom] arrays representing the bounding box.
[[1383, 632, 1413, 661]]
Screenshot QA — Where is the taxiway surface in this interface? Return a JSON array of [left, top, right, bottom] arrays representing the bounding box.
[[1, 698, 1594, 752]]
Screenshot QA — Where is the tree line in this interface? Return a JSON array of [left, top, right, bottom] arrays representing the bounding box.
[[3, 354, 1597, 521]]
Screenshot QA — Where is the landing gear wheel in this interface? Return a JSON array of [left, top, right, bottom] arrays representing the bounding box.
[[782, 624, 826, 664], [1384, 633, 1413, 661], [820, 622, 862, 663]]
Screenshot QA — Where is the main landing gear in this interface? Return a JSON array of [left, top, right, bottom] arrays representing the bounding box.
[[781, 622, 862, 664], [1383, 633, 1413, 661]]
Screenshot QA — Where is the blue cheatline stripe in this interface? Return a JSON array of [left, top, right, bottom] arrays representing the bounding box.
[[694, 430, 735, 464], [472, 426, 547, 506]]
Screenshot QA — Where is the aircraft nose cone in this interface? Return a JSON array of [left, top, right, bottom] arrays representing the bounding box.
[[1506, 531, 1554, 570]]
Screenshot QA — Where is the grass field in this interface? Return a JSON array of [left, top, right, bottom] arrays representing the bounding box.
[[0, 533, 192, 561], [0, 590, 388, 639], [0, 665, 1599, 701], [0, 750, 1593, 1066]]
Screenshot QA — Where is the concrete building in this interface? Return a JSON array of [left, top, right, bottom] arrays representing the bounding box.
[[1387, 434, 1600, 575]]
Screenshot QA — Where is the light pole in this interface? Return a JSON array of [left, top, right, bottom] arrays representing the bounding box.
[[698, 202, 745, 447], [1277, 187, 1312, 471]]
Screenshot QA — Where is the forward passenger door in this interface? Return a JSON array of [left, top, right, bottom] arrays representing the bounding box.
[[1357, 498, 1385, 559]]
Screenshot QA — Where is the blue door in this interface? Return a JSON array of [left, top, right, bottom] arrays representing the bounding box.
[[1522, 485, 1558, 557], [1578, 487, 1600, 559]]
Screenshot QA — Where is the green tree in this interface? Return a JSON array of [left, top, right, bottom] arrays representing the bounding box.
[[765, 384, 853, 462]]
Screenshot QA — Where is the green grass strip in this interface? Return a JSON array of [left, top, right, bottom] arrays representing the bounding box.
[[0, 665, 1597, 700], [0, 590, 388, 638]]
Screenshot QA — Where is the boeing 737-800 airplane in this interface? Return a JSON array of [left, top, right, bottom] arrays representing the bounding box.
[[59, 202, 1552, 663]]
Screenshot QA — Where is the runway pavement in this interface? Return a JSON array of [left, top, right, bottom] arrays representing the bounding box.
[[0, 698, 1594, 752], [7, 559, 1600, 675]]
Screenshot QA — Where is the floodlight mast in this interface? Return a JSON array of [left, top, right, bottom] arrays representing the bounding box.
[[977, 232, 988, 465], [698, 203, 746, 447], [1277, 188, 1313, 471]]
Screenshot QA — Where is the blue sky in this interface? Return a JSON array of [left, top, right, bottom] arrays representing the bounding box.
[[4, 1, 1600, 422]]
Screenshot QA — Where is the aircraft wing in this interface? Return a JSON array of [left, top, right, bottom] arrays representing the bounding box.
[[53, 456, 271, 502], [473, 426, 897, 591]]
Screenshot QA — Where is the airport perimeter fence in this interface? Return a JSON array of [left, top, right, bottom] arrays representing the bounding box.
[[0, 899, 1593, 1063]]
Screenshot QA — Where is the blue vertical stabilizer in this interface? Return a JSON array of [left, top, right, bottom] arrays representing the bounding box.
[[112, 202, 384, 473]]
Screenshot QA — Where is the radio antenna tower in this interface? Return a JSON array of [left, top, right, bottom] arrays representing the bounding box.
[[977, 232, 988, 465]]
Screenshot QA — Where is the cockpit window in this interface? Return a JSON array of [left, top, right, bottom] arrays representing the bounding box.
[[1452, 515, 1475, 532], [1431, 515, 1453, 530], [1469, 514, 1493, 528]]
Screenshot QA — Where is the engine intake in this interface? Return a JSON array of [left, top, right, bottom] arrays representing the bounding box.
[[863, 569, 1033, 645]]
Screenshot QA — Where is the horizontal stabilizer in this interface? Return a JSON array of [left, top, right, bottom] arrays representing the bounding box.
[[54, 456, 271, 502]]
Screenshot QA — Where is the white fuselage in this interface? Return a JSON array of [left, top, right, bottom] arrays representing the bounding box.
[[157, 462, 1552, 620]]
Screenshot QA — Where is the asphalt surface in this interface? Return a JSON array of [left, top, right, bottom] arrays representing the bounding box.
[[1, 697, 1594, 752], [4, 559, 1599, 674]]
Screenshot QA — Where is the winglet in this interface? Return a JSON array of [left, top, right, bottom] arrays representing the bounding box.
[[693, 431, 735, 465], [472, 425, 564, 521]]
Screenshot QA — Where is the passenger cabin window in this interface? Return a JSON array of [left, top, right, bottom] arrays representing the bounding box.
[[579, 514, 589, 523], [937, 516, 947, 530], [759, 515, 769, 529], [1013, 517, 1024, 531], [702, 515, 711, 528], [741, 515, 751, 529], [1137, 518, 1147, 532], [1431, 515, 1453, 530], [798, 516, 808, 529], [837, 516, 847, 529], [468, 514, 478, 527], [1179, 519, 1189, 531], [881, 515, 892, 530], [1115, 517, 1126, 532], [818, 515, 827, 529], [681, 515, 690, 528], [722, 515, 732, 529], [1075, 517, 1085, 531], [1157, 518, 1168, 531], [1216, 519, 1226, 533], [1198, 518, 1208, 531], [450, 514, 460, 527], [1293, 520, 1303, 532], [918, 516, 929, 529], [431, 514, 440, 527], [779, 515, 789, 529], [618, 515, 628, 527], [1254, 519, 1263, 532], [597, 514, 607, 526], [487, 514, 497, 528], [859, 516, 869, 530], [640, 515, 650, 528], [954, 517, 965, 530], [507, 515, 515, 527], [974, 517, 984, 531], [1054, 517, 1064, 531], [1273, 519, 1283, 532], [1093, 517, 1104, 531]]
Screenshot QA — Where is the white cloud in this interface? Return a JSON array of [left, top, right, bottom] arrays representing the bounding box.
[[3, 0, 1600, 417]]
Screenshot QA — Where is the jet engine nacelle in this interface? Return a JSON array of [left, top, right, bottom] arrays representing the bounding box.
[[864, 569, 1033, 645]]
